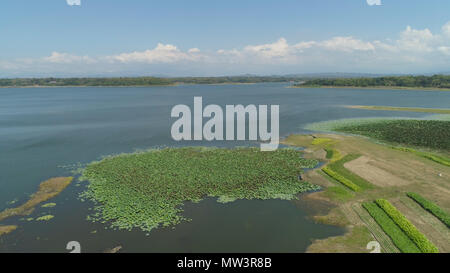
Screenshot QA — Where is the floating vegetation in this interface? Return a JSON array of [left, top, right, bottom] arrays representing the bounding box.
[[304, 117, 404, 133], [6, 199, 18, 205], [36, 215, 54, 221], [80, 147, 321, 232], [0, 225, 17, 237], [375, 199, 439, 253], [407, 192, 450, 228], [0, 177, 73, 222], [334, 120, 450, 151], [41, 203, 57, 208], [346, 105, 450, 114]]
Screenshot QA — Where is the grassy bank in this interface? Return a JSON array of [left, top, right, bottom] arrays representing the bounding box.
[[293, 85, 450, 91], [80, 147, 320, 232], [323, 154, 374, 191], [346, 105, 450, 114], [282, 133, 449, 253]]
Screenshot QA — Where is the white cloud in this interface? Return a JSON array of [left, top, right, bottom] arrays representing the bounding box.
[[3, 21, 450, 76], [188, 48, 201, 53], [366, 0, 382, 6], [438, 46, 450, 56], [442, 22, 450, 37], [319, 37, 375, 52], [109, 43, 203, 63], [66, 0, 81, 6], [244, 38, 291, 58], [396, 26, 436, 52], [293, 41, 317, 51], [43, 52, 95, 64]]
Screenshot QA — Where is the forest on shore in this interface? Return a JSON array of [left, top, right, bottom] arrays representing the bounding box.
[[1, 74, 449, 89], [0, 76, 295, 87], [296, 75, 450, 89]]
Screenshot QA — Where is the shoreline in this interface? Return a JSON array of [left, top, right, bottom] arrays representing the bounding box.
[[345, 105, 450, 114], [290, 85, 450, 91], [0, 82, 282, 89], [282, 133, 449, 253]]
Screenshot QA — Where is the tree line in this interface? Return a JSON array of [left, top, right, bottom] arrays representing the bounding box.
[[0, 76, 296, 87], [297, 75, 450, 89]]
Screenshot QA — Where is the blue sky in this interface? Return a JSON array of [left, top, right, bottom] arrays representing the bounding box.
[[1, 0, 449, 77]]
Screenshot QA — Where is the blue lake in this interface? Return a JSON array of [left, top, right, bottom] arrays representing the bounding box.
[[1, 83, 449, 252]]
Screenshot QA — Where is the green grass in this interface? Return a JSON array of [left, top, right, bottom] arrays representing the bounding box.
[[362, 202, 420, 253], [322, 167, 360, 192], [311, 138, 333, 145], [80, 147, 321, 232], [348, 105, 450, 114], [325, 154, 374, 190], [36, 215, 54, 221], [407, 192, 450, 228], [375, 199, 439, 253], [323, 186, 354, 202], [391, 146, 450, 167], [324, 148, 334, 159], [335, 120, 450, 152]]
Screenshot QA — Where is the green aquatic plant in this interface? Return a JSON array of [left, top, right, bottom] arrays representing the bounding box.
[[80, 147, 321, 232], [36, 215, 54, 221], [334, 120, 450, 151], [41, 203, 56, 208]]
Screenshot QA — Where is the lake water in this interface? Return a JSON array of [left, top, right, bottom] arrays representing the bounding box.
[[1, 83, 449, 252]]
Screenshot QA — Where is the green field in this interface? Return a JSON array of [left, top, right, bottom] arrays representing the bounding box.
[[375, 199, 439, 253], [80, 147, 321, 232], [362, 202, 420, 253], [322, 154, 373, 192], [407, 192, 450, 228], [390, 146, 450, 167]]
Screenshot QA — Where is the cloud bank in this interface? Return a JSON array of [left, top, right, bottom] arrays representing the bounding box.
[[66, 0, 81, 6], [2, 22, 450, 76], [366, 0, 382, 6]]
